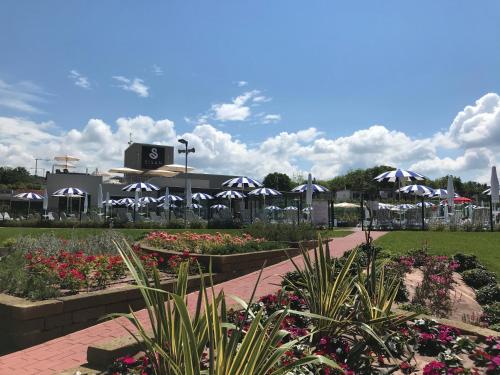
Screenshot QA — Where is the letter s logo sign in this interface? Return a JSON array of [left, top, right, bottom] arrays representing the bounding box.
[[149, 148, 158, 160]]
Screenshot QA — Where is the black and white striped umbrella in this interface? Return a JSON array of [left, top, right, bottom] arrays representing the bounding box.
[[122, 182, 159, 192], [13, 192, 43, 200], [102, 199, 119, 206], [222, 176, 263, 189], [283, 206, 298, 211], [192, 192, 214, 200], [139, 196, 158, 204], [291, 184, 329, 193], [215, 190, 246, 199], [265, 205, 281, 210], [189, 203, 202, 209], [248, 188, 282, 196], [416, 201, 435, 208], [374, 168, 425, 182], [118, 198, 134, 205], [53, 187, 86, 196], [396, 184, 434, 196], [210, 204, 228, 210], [157, 194, 183, 202]]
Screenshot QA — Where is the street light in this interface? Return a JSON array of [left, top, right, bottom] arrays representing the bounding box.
[[178, 139, 195, 227]]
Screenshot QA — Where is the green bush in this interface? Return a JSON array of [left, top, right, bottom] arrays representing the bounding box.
[[244, 222, 316, 242], [476, 284, 500, 305], [453, 253, 485, 273], [208, 218, 242, 229], [481, 302, 500, 326], [462, 268, 497, 289], [0, 250, 60, 300]]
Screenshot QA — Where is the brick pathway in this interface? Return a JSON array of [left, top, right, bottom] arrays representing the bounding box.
[[0, 230, 386, 375]]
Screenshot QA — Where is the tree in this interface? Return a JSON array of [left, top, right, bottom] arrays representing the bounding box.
[[0, 167, 43, 189], [262, 172, 293, 191]]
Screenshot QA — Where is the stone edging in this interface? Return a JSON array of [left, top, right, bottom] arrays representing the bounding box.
[[0, 273, 217, 354]]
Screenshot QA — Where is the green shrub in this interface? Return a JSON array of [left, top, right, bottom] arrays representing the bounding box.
[[244, 222, 316, 242], [462, 268, 497, 289], [208, 218, 242, 229], [476, 284, 500, 305], [189, 219, 206, 229], [481, 302, 500, 326], [0, 250, 60, 300], [453, 253, 485, 273], [0, 237, 16, 248]]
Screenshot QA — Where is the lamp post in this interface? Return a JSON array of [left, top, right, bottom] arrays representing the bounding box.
[[178, 139, 195, 227]]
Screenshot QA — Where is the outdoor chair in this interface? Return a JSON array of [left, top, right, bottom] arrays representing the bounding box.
[[2, 212, 12, 221], [0, 213, 3, 221], [150, 212, 162, 223]]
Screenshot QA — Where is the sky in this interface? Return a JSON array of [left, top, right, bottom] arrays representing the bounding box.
[[1, 1, 500, 182]]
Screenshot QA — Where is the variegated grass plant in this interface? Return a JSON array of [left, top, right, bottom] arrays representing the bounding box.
[[107, 238, 342, 375]]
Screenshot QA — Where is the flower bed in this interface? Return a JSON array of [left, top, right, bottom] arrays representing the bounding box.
[[143, 231, 286, 255], [53, 233, 500, 375]]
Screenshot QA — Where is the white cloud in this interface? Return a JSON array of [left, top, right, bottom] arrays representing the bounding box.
[[236, 81, 248, 87], [68, 70, 90, 89], [0, 93, 498, 183], [253, 95, 271, 103], [0, 79, 47, 113], [112, 76, 150, 98], [439, 93, 500, 150], [152, 65, 163, 76], [262, 114, 281, 124], [211, 90, 259, 121]]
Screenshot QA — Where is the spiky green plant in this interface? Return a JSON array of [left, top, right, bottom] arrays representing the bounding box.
[[106, 238, 341, 375]]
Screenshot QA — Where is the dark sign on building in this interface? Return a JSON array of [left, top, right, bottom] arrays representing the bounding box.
[[141, 145, 165, 169]]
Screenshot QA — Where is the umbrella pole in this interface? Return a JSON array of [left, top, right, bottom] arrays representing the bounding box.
[[421, 195, 425, 231], [28, 200, 30, 217]]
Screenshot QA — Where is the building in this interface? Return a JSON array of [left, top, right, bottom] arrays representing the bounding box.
[[45, 142, 236, 211]]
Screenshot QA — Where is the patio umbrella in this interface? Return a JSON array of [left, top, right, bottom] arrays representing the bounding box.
[[334, 202, 360, 208], [190, 203, 202, 209], [210, 204, 228, 210], [118, 198, 134, 205], [215, 190, 245, 211], [139, 197, 158, 204], [133, 190, 139, 221], [265, 205, 281, 210], [192, 192, 214, 200], [248, 187, 281, 208], [397, 184, 434, 230], [52, 187, 86, 215], [291, 183, 329, 193], [158, 194, 183, 202], [396, 204, 416, 210], [43, 189, 48, 217], [283, 206, 298, 211], [416, 201, 435, 208], [97, 184, 103, 214], [396, 184, 434, 196], [122, 182, 159, 192], [83, 193, 88, 214], [13, 192, 43, 216], [374, 168, 425, 183], [222, 176, 263, 189]]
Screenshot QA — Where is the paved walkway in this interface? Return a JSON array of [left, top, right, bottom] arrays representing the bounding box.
[[0, 230, 386, 374]]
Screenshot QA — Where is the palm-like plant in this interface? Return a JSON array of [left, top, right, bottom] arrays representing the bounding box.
[[107, 238, 341, 375], [284, 236, 407, 349]]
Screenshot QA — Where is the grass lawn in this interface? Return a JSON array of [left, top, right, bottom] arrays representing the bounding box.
[[374, 231, 500, 275], [0, 227, 353, 245]]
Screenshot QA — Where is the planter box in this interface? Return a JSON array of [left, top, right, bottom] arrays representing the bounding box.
[[140, 243, 302, 276], [0, 273, 218, 354]]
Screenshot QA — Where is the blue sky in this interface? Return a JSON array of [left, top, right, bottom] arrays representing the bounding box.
[[1, 1, 500, 181]]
